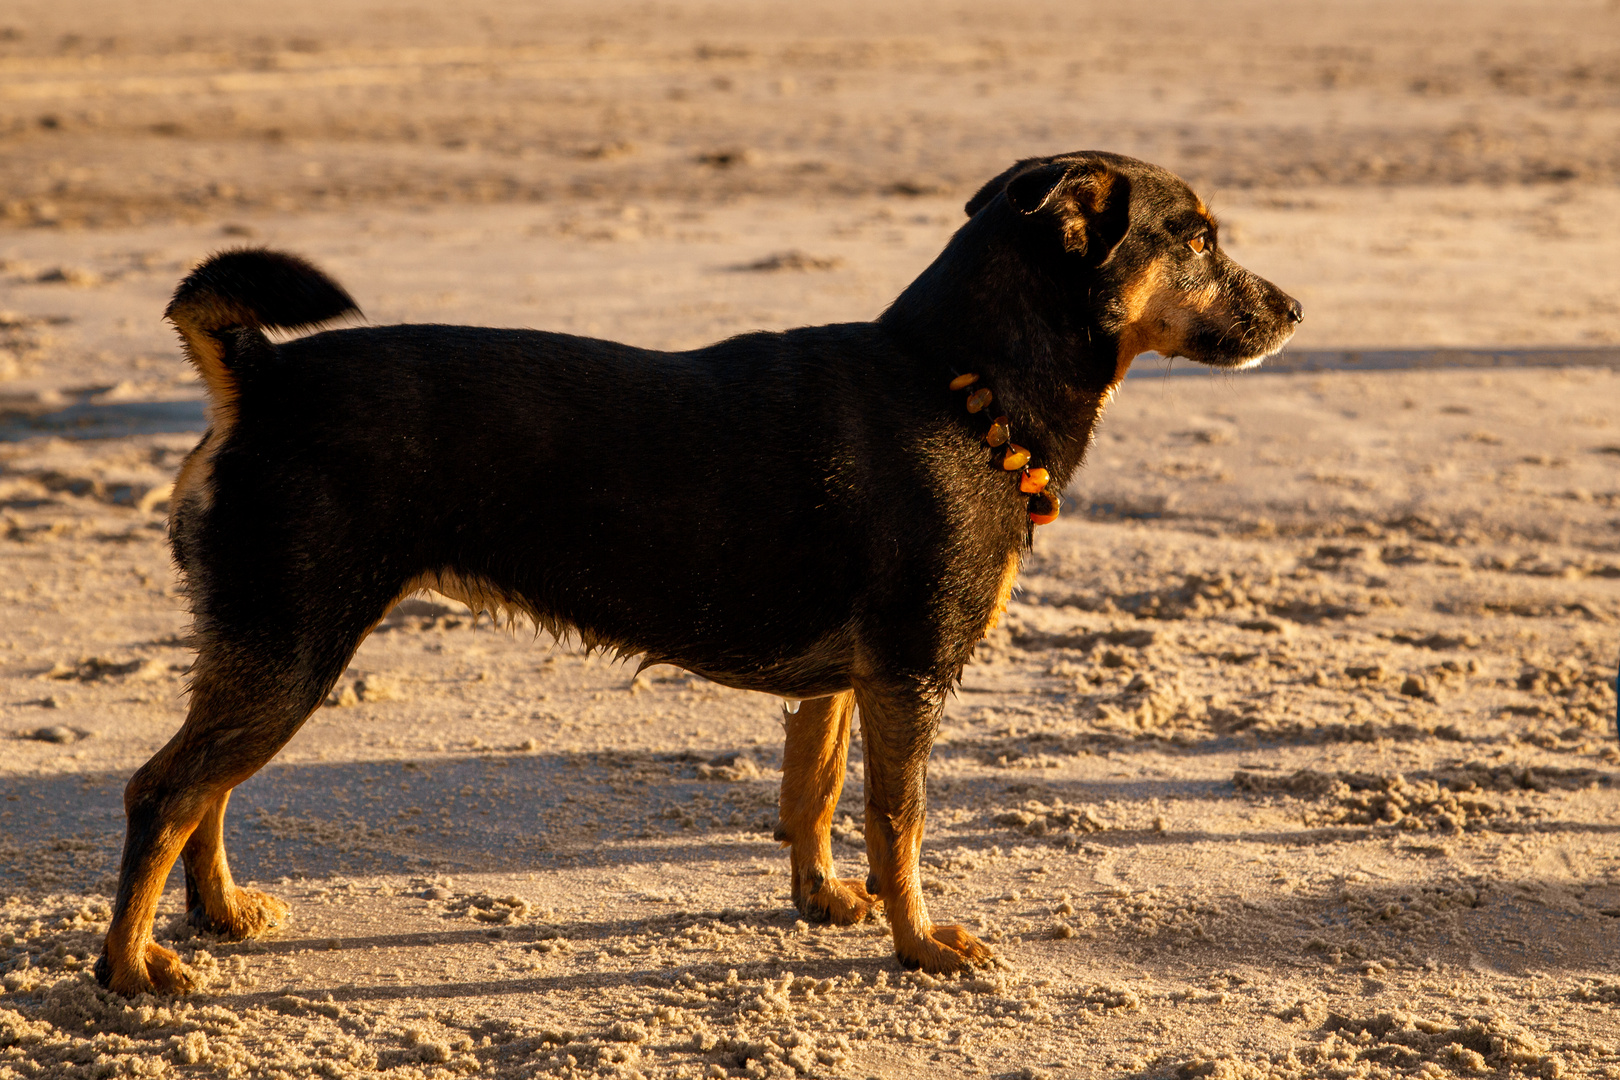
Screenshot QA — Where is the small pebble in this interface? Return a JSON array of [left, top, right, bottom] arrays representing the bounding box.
[[28, 725, 79, 743]]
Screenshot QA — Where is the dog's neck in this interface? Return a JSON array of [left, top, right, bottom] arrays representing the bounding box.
[[879, 210, 1125, 491]]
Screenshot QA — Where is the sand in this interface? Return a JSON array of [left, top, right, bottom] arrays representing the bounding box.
[[2, 2, 1619, 1078]]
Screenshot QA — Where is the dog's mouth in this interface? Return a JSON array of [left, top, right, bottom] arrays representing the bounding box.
[[1160, 321, 1295, 373], [1205, 322, 1300, 370], [1183, 287, 1303, 371]]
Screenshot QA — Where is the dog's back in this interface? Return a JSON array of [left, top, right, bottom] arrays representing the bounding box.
[[168, 251, 1010, 699]]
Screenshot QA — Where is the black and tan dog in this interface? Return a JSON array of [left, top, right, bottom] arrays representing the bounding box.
[[96, 151, 1300, 995]]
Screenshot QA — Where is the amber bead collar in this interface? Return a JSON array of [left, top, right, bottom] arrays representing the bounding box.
[[947, 372, 1060, 526]]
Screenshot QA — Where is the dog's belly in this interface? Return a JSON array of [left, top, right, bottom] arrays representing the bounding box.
[[412, 565, 859, 699]]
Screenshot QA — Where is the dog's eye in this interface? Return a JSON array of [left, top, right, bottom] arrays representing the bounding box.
[[1188, 236, 1207, 254]]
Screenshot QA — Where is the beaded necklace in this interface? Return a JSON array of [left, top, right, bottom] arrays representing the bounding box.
[[947, 372, 1061, 526]]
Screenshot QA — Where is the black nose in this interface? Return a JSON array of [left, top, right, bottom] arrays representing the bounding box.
[[1286, 297, 1304, 324]]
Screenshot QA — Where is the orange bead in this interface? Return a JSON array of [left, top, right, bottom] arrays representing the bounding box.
[[984, 416, 1010, 447], [1029, 491, 1061, 525], [965, 388, 993, 413], [948, 373, 979, 391], [1019, 467, 1049, 494], [1001, 444, 1030, 470]]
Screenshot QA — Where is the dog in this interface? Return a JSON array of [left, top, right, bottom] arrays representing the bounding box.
[[96, 150, 1300, 995]]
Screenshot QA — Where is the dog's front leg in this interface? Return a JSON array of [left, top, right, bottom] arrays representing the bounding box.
[[855, 678, 994, 973], [776, 691, 879, 924], [182, 788, 289, 939]]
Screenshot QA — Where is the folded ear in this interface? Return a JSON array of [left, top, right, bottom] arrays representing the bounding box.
[[992, 159, 1133, 264], [1004, 162, 1075, 215], [964, 155, 1055, 218]]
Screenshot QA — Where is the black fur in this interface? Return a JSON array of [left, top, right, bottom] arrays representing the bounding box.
[[165, 247, 361, 338]]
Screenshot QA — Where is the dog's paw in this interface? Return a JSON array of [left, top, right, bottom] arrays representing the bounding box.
[[95, 941, 200, 997], [798, 875, 880, 926], [895, 924, 995, 974], [188, 887, 289, 940]]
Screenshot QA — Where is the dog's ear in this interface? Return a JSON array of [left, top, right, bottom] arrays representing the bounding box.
[[1010, 161, 1133, 263], [964, 156, 1053, 218], [1003, 162, 1073, 215], [967, 157, 1133, 262]]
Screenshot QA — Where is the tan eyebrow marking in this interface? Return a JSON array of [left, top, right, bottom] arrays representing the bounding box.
[[1193, 197, 1217, 234]]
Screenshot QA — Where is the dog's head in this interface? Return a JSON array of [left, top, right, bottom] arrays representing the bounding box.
[[966, 152, 1301, 377]]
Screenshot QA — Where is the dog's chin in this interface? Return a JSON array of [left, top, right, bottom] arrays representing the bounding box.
[[1218, 351, 1274, 372], [1185, 326, 1299, 371]]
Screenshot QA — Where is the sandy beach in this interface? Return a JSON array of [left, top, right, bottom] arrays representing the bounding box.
[[2, 2, 1619, 1077]]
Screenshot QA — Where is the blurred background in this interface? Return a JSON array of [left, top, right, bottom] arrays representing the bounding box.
[[5, 0, 1619, 220], [0, 0, 1617, 395]]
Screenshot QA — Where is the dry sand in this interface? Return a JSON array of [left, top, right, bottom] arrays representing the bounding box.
[[2, 2, 1620, 1078]]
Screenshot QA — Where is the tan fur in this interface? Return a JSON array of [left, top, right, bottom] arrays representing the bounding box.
[[1055, 167, 1119, 254], [405, 569, 635, 657], [103, 619, 336, 995], [854, 680, 993, 974], [406, 570, 541, 632], [180, 790, 289, 939], [1112, 256, 1169, 375], [778, 692, 877, 925], [166, 295, 254, 437], [980, 551, 1020, 639], [1113, 256, 1235, 374], [863, 777, 991, 974], [99, 809, 203, 996], [170, 433, 216, 513]]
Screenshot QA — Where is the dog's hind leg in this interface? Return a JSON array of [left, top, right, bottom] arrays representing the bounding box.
[[97, 612, 373, 996], [776, 691, 878, 925], [855, 677, 993, 974]]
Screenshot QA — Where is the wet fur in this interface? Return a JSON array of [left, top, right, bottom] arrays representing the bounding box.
[[97, 151, 1300, 994]]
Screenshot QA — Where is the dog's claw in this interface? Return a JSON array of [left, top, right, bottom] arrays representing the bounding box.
[[795, 874, 879, 926], [895, 924, 995, 974], [187, 887, 289, 940], [96, 941, 200, 997]]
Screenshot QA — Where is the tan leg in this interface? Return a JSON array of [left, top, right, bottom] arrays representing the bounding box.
[[95, 779, 204, 997], [856, 679, 993, 973], [775, 691, 878, 924], [182, 789, 289, 939], [98, 645, 334, 996]]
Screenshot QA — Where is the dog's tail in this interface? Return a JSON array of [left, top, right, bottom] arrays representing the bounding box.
[[166, 248, 360, 410]]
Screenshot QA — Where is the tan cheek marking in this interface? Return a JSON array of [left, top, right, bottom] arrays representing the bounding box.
[[1113, 262, 1240, 381], [1180, 280, 1240, 344], [1189, 280, 1224, 314], [1112, 256, 1173, 378], [1119, 257, 1167, 320], [981, 551, 1021, 639]]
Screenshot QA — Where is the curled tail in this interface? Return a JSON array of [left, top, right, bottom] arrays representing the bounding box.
[[166, 248, 360, 417]]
